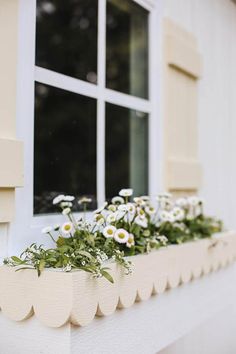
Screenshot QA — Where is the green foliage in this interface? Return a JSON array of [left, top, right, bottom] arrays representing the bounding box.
[[4, 192, 223, 283]]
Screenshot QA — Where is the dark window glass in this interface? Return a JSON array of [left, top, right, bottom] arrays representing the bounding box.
[[106, 0, 149, 98], [34, 83, 97, 214], [106, 103, 148, 198], [36, 0, 98, 84]]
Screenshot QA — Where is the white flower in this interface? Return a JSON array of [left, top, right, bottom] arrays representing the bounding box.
[[63, 195, 75, 202], [94, 214, 105, 225], [119, 188, 133, 197], [78, 197, 92, 204], [127, 203, 136, 214], [137, 207, 146, 219], [157, 235, 168, 245], [103, 225, 116, 238], [63, 263, 72, 272], [93, 202, 108, 214], [114, 228, 129, 244], [133, 197, 146, 206], [112, 196, 125, 204], [106, 212, 116, 224], [107, 204, 117, 212], [118, 204, 128, 212], [126, 234, 135, 248], [140, 195, 150, 201], [172, 207, 185, 221], [60, 201, 73, 208], [61, 222, 74, 236], [134, 216, 148, 228], [145, 205, 156, 215], [52, 195, 65, 205], [143, 229, 150, 237], [41, 226, 53, 234], [159, 210, 175, 223], [54, 224, 60, 231], [114, 210, 126, 221], [175, 198, 188, 208], [62, 207, 71, 215], [157, 192, 172, 199], [188, 196, 201, 206]]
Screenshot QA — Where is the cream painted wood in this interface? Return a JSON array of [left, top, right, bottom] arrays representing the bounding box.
[[0, 232, 235, 328], [0, 263, 236, 354], [0, 139, 23, 187], [162, 0, 236, 237], [0, 0, 24, 224], [163, 18, 202, 194]]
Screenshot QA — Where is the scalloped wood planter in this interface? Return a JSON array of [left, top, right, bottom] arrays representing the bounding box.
[[0, 231, 235, 328]]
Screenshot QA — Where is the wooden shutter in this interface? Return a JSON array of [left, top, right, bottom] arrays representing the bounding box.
[[163, 18, 202, 196], [0, 0, 24, 222]]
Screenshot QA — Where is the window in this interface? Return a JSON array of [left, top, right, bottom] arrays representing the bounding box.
[[33, 0, 152, 215]]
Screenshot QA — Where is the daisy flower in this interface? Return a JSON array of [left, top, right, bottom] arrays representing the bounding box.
[[145, 205, 156, 215], [137, 207, 146, 219], [126, 234, 135, 248], [107, 204, 117, 212], [119, 188, 133, 197], [41, 226, 53, 234], [60, 201, 73, 208], [52, 195, 65, 205], [127, 203, 136, 214], [63, 195, 75, 202], [134, 216, 148, 228], [61, 222, 74, 236], [133, 197, 146, 206], [106, 212, 116, 224], [172, 207, 185, 221], [112, 196, 125, 204], [118, 204, 128, 212], [114, 228, 129, 244], [93, 202, 108, 214], [188, 196, 201, 206], [62, 207, 71, 215], [94, 214, 105, 225], [78, 197, 92, 205], [175, 198, 188, 208], [103, 225, 116, 238], [114, 210, 126, 221]]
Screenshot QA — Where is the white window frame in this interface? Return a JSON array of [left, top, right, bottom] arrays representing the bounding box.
[[10, 0, 163, 253]]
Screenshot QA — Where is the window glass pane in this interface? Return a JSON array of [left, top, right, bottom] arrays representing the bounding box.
[[34, 83, 97, 214], [36, 0, 98, 84], [106, 0, 149, 99], [106, 103, 148, 198]]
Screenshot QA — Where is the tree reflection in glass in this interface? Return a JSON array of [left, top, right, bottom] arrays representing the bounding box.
[[36, 0, 98, 84]]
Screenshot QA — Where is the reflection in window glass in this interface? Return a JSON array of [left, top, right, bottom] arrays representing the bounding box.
[[34, 83, 97, 214], [36, 0, 98, 84], [106, 103, 148, 198], [106, 0, 149, 98]]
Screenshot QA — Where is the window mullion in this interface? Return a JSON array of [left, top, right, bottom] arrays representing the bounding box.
[[97, 0, 107, 205]]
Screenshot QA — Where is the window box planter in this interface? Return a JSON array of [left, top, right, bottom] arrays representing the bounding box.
[[0, 231, 235, 328]]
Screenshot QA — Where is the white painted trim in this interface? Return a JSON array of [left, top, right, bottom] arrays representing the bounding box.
[[35, 66, 98, 100], [133, 0, 157, 11], [9, 0, 163, 254]]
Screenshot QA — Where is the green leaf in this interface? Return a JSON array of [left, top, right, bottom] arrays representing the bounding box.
[[39, 259, 46, 273], [100, 269, 114, 283]]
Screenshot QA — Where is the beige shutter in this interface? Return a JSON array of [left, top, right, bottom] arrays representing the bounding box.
[[0, 0, 24, 222], [162, 18, 202, 196]]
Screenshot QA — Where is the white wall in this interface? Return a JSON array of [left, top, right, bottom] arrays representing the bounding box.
[[163, 0, 236, 230]]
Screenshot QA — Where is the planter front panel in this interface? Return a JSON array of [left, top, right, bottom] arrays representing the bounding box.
[[0, 231, 235, 328]]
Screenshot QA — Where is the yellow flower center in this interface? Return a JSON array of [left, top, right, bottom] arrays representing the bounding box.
[[119, 233, 125, 239], [140, 210, 144, 215], [65, 225, 71, 231], [107, 229, 113, 235]]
